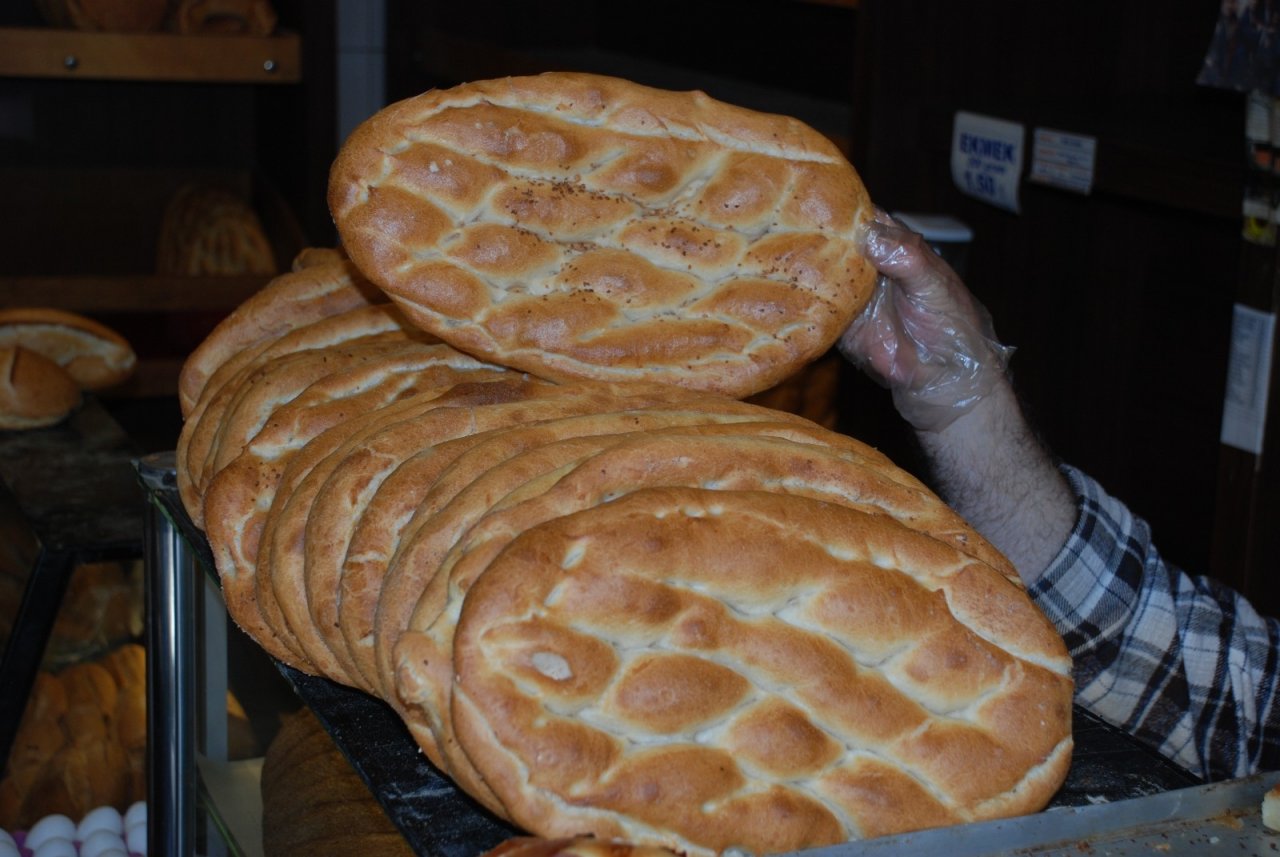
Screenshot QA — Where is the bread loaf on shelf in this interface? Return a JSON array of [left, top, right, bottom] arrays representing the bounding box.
[[261, 707, 415, 857], [174, 0, 278, 36], [0, 308, 136, 392], [156, 183, 277, 278], [0, 345, 81, 430], [0, 644, 148, 831]]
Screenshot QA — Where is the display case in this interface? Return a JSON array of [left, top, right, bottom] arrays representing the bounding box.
[[0, 400, 146, 819]]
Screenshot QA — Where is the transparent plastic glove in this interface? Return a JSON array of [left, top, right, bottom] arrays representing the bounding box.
[[839, 211, 1014, 432]]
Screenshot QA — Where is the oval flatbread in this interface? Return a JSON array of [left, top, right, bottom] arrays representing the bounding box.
[[329, 71, 876, 398]]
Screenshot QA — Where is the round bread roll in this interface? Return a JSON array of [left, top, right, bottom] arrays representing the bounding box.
[[0, 345, 82, 430], [0, 308, 135, 392], [329, 72, 877, 398]]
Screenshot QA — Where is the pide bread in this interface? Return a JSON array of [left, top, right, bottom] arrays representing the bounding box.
[[176, 303, 432, 522], [172, 71, 1077, 852], [0, 308, 135, 391], [342, 403, 814, 700], [391, 426, 1026, 805], [329, 72, 877, 398], [0, 345, 82, 430], [449, 488, 1072, 854], [177, 258, 382, 416], [205, 357, 511, 668], [298, 389, 727, 691]]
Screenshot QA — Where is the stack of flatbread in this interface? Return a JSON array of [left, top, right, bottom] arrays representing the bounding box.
[[176, 72, 1073, 856]]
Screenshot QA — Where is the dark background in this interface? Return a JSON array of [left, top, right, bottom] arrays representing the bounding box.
[[4, 0, 1275, 612]]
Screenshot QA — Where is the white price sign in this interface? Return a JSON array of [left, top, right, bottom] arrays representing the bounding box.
[[1221, 303, 1276, 455], [952, 111, 1025, 213]]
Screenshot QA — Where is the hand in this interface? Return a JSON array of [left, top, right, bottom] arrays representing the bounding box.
[[839, 210, 1014, 432]]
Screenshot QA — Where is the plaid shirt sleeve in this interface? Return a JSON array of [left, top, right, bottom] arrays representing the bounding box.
[[1027, 465, 1280, 782]]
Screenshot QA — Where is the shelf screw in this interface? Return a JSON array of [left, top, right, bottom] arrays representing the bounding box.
[[263, 59, 277, 73], [63, 55, 79, 70]]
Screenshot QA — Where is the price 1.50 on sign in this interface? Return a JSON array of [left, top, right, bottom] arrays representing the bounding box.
[[951, 111, 1025, 213]]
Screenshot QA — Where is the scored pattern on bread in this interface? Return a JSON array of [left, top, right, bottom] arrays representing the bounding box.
[[206, 361, 517, 668], [329, 72, 877, 398], [177, 257, 380, 417], [0, 345, 82, 430], [180, 313, 1074, 852], [449, 488, 1072, 854], [391, 427, 1031, 795], [177, 73, 1074, 855], [176, 302, 439, 524], [302, 389, 742, 694]]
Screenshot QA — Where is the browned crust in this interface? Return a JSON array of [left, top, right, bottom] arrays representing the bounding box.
[[329, 71, 876, 398], [175, 303, 423, 525], [176, 259, 384, 417], [0, 308, 135, 391], [392, 425, 1037, 808], [449, 487, 1073, 855], [201, 354, 508, 670], [0, 345, 82, 430], [481, 836, 682, 857]]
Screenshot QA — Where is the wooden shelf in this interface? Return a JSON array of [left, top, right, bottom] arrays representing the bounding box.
[[0, 275, 270, 313], [0, 273, 276, 398], [0, 26, 301, 83]]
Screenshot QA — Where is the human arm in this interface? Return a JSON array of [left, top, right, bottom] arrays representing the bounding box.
[[1033, 465, 1280, 781], [838, 212, 1280, 780], [838, 212, 1075, 586]]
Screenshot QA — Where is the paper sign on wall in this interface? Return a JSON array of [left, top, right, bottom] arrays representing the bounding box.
[[952, 111, 1024, 213], [1030, 128, 1098, 194], [1221, 303, 1276, 455]]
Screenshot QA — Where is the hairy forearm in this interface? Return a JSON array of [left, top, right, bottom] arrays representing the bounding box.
[[913, 378, 1077, 587]]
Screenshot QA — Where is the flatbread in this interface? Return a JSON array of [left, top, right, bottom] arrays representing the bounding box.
[[449, 487, 1073, 855], [329, 72, 876, 398]]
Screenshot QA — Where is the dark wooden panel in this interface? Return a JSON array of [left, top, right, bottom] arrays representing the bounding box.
[[850, 0, 1245, 580]]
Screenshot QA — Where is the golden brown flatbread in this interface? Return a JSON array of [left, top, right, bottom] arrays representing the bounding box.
[[329, 72, 876, 398], [449, 487, 1073, 855]]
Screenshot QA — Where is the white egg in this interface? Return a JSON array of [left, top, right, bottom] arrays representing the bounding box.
[[0, 829, 14, 847], [125, 820, 147, 856], [0, 839, 17, 857], [77, 805, 124, 840], [123, 801, 146, 830], [32, 836, 78, 857], [79, 828, 127, 857], [24, 815, 76, 851]]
